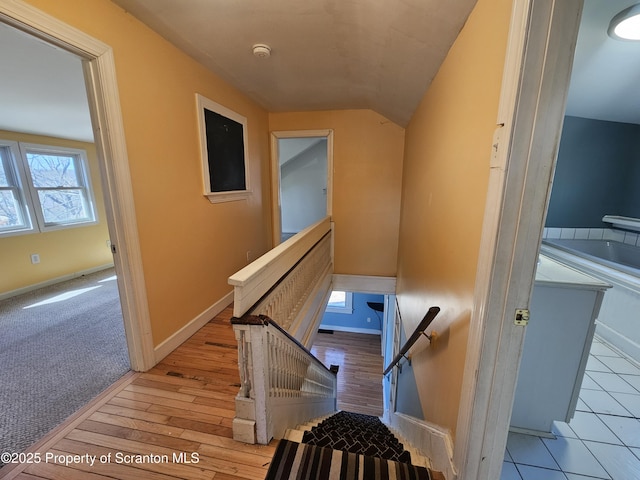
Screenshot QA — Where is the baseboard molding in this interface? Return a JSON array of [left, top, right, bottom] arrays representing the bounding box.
[[318, 324, 382, 335], [0, 264, 115, 301], [153, 290, 234, 363], [386, 411, 457, 480], [595, 323, 640, 365]]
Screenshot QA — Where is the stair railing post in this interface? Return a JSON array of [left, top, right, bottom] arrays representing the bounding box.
[[232, 322, 272, 444], [251, 323, 271, 444]]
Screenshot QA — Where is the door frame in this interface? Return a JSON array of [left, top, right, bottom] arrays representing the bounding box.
[[455, 1, 584, 479], [0, 0, 155, 371], [270, 129, 334, 246]]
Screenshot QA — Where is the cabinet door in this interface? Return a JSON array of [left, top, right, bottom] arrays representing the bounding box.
[[510, 285, 600, 434]]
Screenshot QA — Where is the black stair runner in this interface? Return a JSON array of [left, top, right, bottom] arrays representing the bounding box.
[[265, 411, 442, 480], [301, 411, 412, 463]]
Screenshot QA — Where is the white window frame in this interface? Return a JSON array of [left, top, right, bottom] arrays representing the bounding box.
[[326, 290, 353, 314], [0, 140, 34, 235], [0, 140, 97, 237], [196, 94, 251, 204]]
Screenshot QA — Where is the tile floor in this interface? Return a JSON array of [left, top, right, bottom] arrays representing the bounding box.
[[502, 336, 640, 480]]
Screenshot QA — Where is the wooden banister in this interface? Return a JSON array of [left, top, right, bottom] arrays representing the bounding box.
[[231, 314, 334, 375], [383, 306, 440, 376], [228, 216, 332, 318]]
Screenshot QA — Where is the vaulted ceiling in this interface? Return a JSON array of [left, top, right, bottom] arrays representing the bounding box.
[[110, 0, 478, 127], [0, 0, 639, 145]]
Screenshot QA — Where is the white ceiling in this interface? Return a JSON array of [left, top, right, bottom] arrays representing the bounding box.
[[279, 138, 324, 166], [0, 22, 93, 142], [111, 0, 478, 127], [0, 0, 639, 145], [565, 0, 640, 124]]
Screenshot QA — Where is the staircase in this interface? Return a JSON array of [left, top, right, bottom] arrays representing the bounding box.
[[265, 411, 445, 479]]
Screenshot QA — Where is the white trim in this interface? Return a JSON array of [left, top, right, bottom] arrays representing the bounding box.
[[0, 0, 155, 372], [0, 139, 35, 236], [602, 215, 640, 233], [318, 325, 382, 335], [270, 129, 333, 246], [455, 1, 584, 479], [595, 323, 640, 367], [387, 412, 457, 480], [331, 274, 396, 294], [0, 263, 114, 301], [229, 216, 331, 318], [154, 290, 234, 363], [195, 94, 251, 203], [17, 142, 98, 232]]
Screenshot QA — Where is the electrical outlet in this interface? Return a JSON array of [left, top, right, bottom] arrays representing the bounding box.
[[246, 251, 252, 262], [31, 254, 40, 264], [367, 317, 371, 323]]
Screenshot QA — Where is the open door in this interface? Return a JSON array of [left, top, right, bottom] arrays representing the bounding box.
[[270, 130, 333, 245], [0, 1, 155, 371], [455, 1, 584, 479]]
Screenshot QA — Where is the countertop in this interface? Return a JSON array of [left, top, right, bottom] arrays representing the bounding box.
[[535, 254, 611, 290]]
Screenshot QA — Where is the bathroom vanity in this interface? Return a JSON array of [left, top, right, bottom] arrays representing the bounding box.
[[510, 254, 611, 436]]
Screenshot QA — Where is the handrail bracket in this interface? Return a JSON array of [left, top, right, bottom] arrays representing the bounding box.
[[383, 306, 440, 376]]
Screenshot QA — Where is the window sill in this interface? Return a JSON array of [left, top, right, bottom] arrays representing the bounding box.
[[205, 190, 251, 204]]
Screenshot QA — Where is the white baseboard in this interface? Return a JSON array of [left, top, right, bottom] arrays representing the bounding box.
[[318, 324, 381, 335], [0, 264, 115, 301], [595, 323, 640, 365], [386, 411, 457, 480], [154, 290, 234, 363]]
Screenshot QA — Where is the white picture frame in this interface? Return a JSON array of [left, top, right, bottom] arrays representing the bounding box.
[[196, 94, 250, 203]]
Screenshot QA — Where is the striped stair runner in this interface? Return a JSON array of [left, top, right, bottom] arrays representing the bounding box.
[[265, 411, 445, 480]]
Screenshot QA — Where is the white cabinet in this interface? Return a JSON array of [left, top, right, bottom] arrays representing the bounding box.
[[510, 255, 610, 436]]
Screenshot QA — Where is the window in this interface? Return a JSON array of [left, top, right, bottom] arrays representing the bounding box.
[[326, 290, 353, 314], [0, 140, 96, 237], [0, 142, 31, 233]]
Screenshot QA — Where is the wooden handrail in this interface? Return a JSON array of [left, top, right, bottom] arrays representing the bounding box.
[[228, 216, 331, 318], [231, 314, 335, 376], [383, 306, 440, 375]]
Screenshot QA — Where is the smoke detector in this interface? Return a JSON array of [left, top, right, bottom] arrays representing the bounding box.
[[252, 44, 271, 58]]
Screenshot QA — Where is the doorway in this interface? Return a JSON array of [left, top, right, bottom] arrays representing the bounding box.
[[0, 0, 154, 454], [0, 21, 131, 457], [0, 0, 154, 374], [502, 1, 640, 477], [270, 130, 333, 244]]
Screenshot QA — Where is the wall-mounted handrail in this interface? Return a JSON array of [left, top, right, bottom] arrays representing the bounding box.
[[383, 306, 440, 376]]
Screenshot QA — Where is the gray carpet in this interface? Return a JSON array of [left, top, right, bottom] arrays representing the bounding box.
[[0, 268, 130, 461]]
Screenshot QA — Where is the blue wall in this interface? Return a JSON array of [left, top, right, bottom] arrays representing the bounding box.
[[394, 326, 424, 419], [320, 292, 384, 333], [546, 116, 640, 228]]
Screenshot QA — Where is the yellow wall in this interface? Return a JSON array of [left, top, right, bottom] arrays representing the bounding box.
[[269, 110, 405, 276], [395, 0, 512, 436], [0, 131, 112, 294], [22, 0, 272, 346]]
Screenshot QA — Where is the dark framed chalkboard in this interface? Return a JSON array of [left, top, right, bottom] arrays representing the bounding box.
[[196, 94, 250, 203]]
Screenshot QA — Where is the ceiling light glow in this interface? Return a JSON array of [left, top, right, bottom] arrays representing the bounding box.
[[609, 4, 640, 41]]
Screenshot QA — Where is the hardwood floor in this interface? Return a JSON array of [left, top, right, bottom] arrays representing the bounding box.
[[1, 308, 385, 480], [1, 307, 275, 480], [311, 330, 384, 417]]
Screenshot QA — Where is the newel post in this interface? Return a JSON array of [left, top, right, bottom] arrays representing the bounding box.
[[231, 318, 272, 444]]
